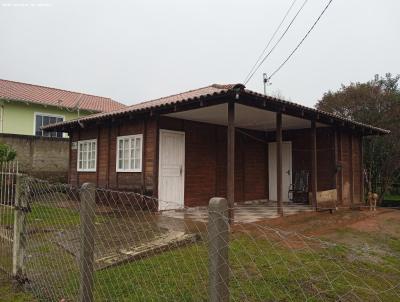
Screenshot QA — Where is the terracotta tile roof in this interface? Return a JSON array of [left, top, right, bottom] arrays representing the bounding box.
[[0, 79, 126, 112], [43, 83, 389, 135]]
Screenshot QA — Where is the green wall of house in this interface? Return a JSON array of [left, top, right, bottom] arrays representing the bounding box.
[[0, 100, 91, 136]]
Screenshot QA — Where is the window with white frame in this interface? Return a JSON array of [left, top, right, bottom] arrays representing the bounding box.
[[116, 134, 143, 172], [77, 139, 97, 172], [35, 113, 64, 137]]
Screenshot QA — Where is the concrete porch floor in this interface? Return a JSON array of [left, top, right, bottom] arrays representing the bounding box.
[[161, 200, 313, 224]]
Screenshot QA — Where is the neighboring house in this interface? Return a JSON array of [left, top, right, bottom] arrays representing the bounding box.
[[0, 79, 125, 137], [0, 79, 125, 181], [44, 84, 388, 210]]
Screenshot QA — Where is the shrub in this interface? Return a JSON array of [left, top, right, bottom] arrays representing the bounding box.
[[0, 143, 16, 162]]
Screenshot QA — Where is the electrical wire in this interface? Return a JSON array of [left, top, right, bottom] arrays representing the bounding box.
[[242, 0, 298, 84], [244, 0, 309, 85], [267, 0, 334, 81]]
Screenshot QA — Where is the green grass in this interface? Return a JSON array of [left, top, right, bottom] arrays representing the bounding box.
[[384, 194, 400, 201], [47, 233, 399, 302], [2, 204, 400, 301], [0, 203, 106, 228], [0, 272, 36, 302], [382, 194, 400, 207]]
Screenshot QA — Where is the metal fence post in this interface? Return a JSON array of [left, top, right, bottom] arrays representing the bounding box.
[[208, 197, 229, 302], [79, 183, 96, 302], [12, 174, 27, 282]]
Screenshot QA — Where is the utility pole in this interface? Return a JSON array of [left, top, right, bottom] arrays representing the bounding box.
[[263, 73, 271, 95]]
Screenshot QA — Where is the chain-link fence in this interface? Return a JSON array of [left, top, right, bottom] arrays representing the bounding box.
[[2, 174, 400, 301], [0, 161, 18, 277]]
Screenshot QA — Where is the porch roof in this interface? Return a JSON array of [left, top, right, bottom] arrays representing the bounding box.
[[43, 83, 389, 135]]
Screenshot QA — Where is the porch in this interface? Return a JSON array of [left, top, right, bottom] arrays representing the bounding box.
[[161, 201, 313, 224], [45, 83, 382, 214], [158, 97, 349, 217]]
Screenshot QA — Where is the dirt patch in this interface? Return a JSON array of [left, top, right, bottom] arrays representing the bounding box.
[[248, 208, 397, 236], [343, 210, 400, 237], [232, 208, 400, 251]]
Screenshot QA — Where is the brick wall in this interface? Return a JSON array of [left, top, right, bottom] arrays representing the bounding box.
[[0, 133, 69, 181]]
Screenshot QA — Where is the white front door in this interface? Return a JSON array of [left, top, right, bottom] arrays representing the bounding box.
[[158, 130, 185, 210], [268, 142, 292, 202]]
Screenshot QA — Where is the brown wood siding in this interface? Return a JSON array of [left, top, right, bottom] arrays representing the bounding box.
[[265, 127, 336, 193], [243, 134, 267, 201], [158, 117, 267, 206], [69, 118, 158, 195], [341, 131, 351, 205], [68, 115, 361, 208], [97, 126, 110, 188], [352, 134, 362, 204]]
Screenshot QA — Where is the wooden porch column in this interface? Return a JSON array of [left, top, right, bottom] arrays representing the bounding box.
[[335, 129, 343, 205], [276, 112, 283, 216], [227, 101, 235, 223], [360, 135, 365, 203], [350, 134, 354, 206], [311, 121, 318, 210]]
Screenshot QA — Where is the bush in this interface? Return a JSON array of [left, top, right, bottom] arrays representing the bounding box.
[[0, 143, 16, 162]]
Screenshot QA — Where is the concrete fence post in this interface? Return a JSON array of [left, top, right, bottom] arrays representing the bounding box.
[[12, 174, 28, 282], [79, 183, 96, 302], [208, 197, 229, 302]]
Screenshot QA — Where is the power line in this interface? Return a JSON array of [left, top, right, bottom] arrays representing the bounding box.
[[243, 0, 298, 84], [244, 0, 309, 85], [267, 0, 334, 81]]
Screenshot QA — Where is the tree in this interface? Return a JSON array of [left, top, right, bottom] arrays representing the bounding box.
[[0, 143, 16, 163], [316, 73, 400, 201]]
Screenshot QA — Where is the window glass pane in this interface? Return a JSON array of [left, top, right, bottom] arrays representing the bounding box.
[[118, 140, 123, 153], [123, 158, 129, 169], [57, 132, 62, 138], [123, 148, 129, 167], [87, 146, 92, 162], [35, 115, 43, 136], [136, 138, 141, 149], [130, 155, 135, 170], [134, 159, 140, 170], [49, 116, 56, 125], [91, 152, 96, 169], [56, 117, 63, 123], [43, 116, 50, 126]]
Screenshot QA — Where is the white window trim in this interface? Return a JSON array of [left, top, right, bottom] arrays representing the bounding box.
[[77, 139, 97, 172], [33, 112, 66, 137], [116, 134, 143, 173]]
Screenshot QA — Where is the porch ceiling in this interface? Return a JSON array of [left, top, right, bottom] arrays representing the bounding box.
[[165, 103, 326, 131]]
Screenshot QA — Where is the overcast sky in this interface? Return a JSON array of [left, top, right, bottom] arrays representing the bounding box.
[[0, 0, 399, 107]]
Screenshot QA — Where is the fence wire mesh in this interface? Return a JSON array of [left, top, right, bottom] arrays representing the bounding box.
[[1, 174, 399, 301], [0, 161, 18, 276]]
